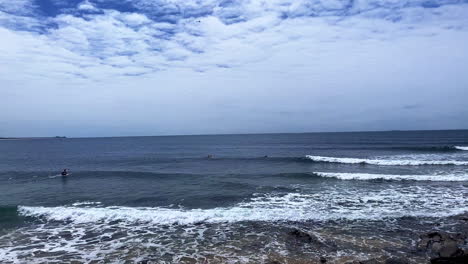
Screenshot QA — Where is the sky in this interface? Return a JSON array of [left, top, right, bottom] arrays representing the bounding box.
[[1, 0, 468, 137]]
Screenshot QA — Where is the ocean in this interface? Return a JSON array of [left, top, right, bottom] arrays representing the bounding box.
[[1, 130, 468, 263]]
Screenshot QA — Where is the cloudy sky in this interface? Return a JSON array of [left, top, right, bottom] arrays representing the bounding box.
[[1, 0, 467, 137]]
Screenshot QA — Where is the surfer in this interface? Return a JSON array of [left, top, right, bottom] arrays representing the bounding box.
[[61, 169, 68, 176]]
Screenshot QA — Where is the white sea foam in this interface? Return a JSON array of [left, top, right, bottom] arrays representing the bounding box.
[[315, 172, 468, 181], [305, 155, 468, 166], [455, 146, 468, 151], [18, 185, 468, 225], [71, 201, 102, 206]]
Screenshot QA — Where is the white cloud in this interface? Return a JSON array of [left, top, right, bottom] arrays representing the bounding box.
[[0, 0, 36, 15], [77, 0, 97, 11], [121, 13, 150, 26], [1, 0, 468, 136]]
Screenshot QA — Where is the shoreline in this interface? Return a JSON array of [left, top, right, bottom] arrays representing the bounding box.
[[1, 210, 467, 263]]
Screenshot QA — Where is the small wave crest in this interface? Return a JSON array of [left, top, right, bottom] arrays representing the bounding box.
[[305, 155, 468, 166], [315, 172, 468, 181], [390, 146, 464, 152], [455, 146, 468, 151]]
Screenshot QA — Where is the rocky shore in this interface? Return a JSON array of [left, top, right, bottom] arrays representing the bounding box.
[[264, 213, 468, 264], [2, 212, 467, 263]]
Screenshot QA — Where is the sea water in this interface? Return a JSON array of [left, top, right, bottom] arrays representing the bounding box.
[[0, 130, 467, 263]]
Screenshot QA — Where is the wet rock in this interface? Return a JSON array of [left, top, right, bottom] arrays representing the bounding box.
[[385, 258, 408, 264], [456, 213, 468, 222], [419, 231, 467, 263], [266, 261, 283, 264], [439, 241, 463, 258], [431, 254, 468, 264], [320, 256, 327, 263], [289, 229, 314, 243], [432, 242, 442, 252]]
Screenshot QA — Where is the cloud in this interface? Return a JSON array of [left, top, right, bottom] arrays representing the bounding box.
[[2, 1, 468, 75], [77, 0, 97, 11], [1, 0, 468, 136]]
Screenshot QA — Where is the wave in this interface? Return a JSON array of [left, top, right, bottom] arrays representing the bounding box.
[[305, 155, 468, 166], [0, 206, 24, 228], [410, 146, 468, 152], [315, 172, 468, 182], [17, 185, 468, 225], [455, 146, 468, 151], [0, 206, 18, 216], [381, 145, 465, 152]]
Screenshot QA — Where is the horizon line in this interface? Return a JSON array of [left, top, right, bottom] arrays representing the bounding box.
[[2, 128, 468, 139]]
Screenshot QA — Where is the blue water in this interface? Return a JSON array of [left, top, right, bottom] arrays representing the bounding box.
[[1, 130, 468, 263]]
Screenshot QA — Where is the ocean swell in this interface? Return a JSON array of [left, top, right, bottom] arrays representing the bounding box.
[[18, 185, 468, 225], [315, 172, 468, 181], [305, 155, 468, 166]]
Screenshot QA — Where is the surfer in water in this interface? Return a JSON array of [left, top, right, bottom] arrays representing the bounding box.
[[61, 169, 68, 176]]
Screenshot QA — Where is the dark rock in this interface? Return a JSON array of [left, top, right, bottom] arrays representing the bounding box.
[[289, 228, 313, 243], [320, 256, 327, 263], [359, 259, 381, 264], [439, 242, 463, 258], [431, 254, 468, 264], [385, 257, 408, 264], [457, 213, 468, 222], [432, 242, 443, 252], [419, 231, 468, 263], [266, 261, 282, 264]]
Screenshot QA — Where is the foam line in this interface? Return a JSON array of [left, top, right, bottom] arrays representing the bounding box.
[[305, 155, 468, 166], [315, 172, 468, 181], [18, 186, 468, 225]]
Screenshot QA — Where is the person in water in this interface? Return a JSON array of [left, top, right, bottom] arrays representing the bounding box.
[[61, 169, 68, 176]]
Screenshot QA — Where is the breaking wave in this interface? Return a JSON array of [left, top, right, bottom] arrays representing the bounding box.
[[18, 185, 468, 225], [455, 146, 468, 151], [305, 155, 468, 166], [388, 146, 467, 152], [315, 172, 468, 181]]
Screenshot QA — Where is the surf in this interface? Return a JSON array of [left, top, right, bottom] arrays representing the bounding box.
[[315, 172, 468, 181], [305, 155, 468, 166], [17, 184, 468, 225]]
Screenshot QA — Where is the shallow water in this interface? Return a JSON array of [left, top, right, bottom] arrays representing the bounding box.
[[1, 130, 468, 263]]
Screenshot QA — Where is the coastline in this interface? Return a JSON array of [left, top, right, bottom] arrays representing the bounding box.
[[265, 212, 468, 264]]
